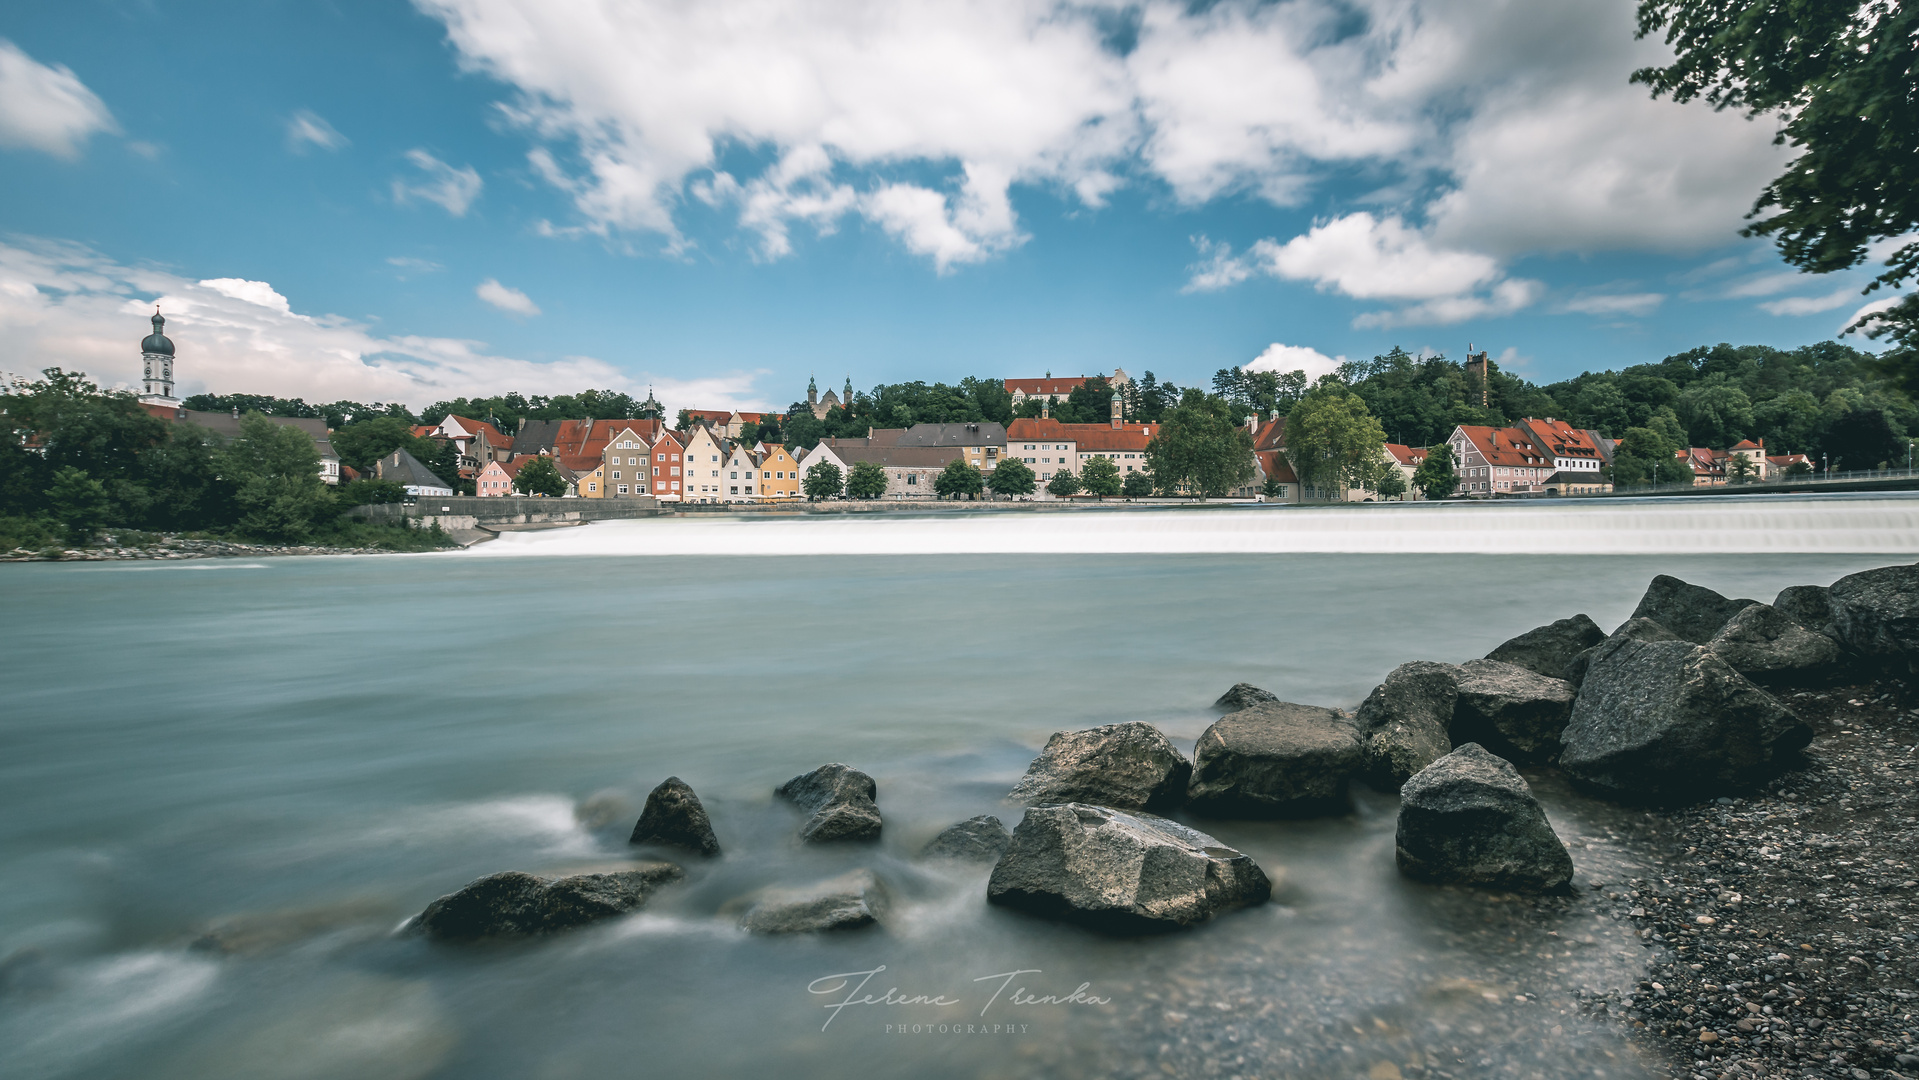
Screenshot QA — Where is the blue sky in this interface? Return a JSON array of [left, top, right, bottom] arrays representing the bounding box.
[[0, 0, 1898, 413]]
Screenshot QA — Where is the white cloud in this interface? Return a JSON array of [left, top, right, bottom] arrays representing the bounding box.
[[1759, 287, 1860, 317], [392, 149, 482, 216], [476, 278, 541, 316], [0, 38, 117, 159], [1353, 278, 1544, 330], [1558, 292, 1665, 317], [386, 256, 445, 279], [1181, 236, 1255, 293], [0, 236, 769, 415], [1245, 342, 1344, 383], [285, 109, 348, 153], [1840, 295, 1905, 335]]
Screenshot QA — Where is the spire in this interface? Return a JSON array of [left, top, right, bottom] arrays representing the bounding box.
[[844, 375, 853, 402]]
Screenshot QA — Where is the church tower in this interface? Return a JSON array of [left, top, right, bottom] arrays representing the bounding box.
[[140, 309, 178, 406]]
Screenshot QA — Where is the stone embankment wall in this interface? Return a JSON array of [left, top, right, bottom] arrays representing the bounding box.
[[346, 496, 663, 532]]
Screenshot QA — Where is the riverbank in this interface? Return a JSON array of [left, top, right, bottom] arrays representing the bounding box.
[[0, 526, 458, 561]]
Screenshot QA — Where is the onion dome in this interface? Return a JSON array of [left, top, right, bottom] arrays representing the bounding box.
[[141, 310, 174, 356]]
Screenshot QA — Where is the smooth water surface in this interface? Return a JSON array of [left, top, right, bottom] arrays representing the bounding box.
[[1, 511, 1912, 1079]]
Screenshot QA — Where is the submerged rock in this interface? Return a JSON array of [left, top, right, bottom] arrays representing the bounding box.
[[739, 869, 888, 933], [412, 864, 684, 940], [1628, 574, 1757, 645], [1449, 659, 1576, 763], [776, 763, 882, 843], [1186, 701, 1361, 816], [1006, 722, 1192, 811], [920, 815, 1013, 861], [1214, 682, 1280, 710], [629, 776, 722, 856], [1708, 602, 1845, 686], [1354, 661, 1459, 790], [1558, 636, 1811, 800], [1773, 584, 1836, 635], [987, 804, 1270, 933], [1395, 743, 1573, 893], [1828, 564, 1919, 671], [1563, 617, 1683, 687], [1484, 615, 1605, 679], [573, 790, 632, 830]]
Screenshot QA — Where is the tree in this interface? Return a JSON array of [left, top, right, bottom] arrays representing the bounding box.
[[336, 478, 406, 507], [1677, 377, 1754, 448], [1632, 0, 1919, 386], [1412, 443, 1460, 499], [330, 416, 419, 472], [803, 460, 843, 501], [220, 413, 333, 541], [514, 455, 568, 496], [675, 409, 694, 433], [46, 466, 110, 543], [1727, 454, 1760, 484], [1786, 459, 1814, 477], [1080, 456, 1122, 499], [1045, 468, 1082, 498], [1613, 426, 1694, 487], [1123, 470, 1155, 498], [934, 459, 984, 500], [1283, 380, 1388, 499], [844, 460, 888, 500], [1144, 389, 1255, 498], [1818, 407, 1906, 471], [988, 457, 1036, 498], [1259, 472, 1287, 499], [1373, 467, 1409, 500]]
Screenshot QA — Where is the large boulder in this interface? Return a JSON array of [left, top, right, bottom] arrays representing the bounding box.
[[920, 815, 1013, 861], [1563, 617, 1683, 687], [412, 864, 684, 940], [1449, 659, 1577, 763], [739, 869, 887, 933], [776, 764, 882, 843], [1773, 584, 1836, 635], [986, 805, 1271, 933], [1006, 722, 1192, 811], [1558, 636, 1812, 800], [1395, 744, 1574, 893], [1484, 615, 1605, 679], [1708, 602, 1845, 686], [1828, 564, 1919, 670], [1353, 661, 1459, 790], [1185, 701, 1361, 816], [628, 776, 721, 856], [1214, 683, 1280, 710], [1628, 574, 1757, 645]]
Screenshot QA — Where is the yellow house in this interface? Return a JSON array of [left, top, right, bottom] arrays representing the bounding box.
[[756, 443, 802, 500], [680, 425, 726, 503], [575, 462, 606, 498]]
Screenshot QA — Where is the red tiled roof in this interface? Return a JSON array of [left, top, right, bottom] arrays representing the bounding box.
[[1385, 443, 1427, 467], [1252, 417, 1286, 452], [1255, 449, 1298, 483], [1006, 418, 1159, 450], [1514, 418, 1603, 461], [1731, 439, 1763, 451], [1005, 377, 1090, 396], [1454, 425, 1553, 468]]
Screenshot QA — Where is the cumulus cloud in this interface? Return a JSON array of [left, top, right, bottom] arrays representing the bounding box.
[[1759, 287, 1861, 317], [392, 149, 482, 216], [476, 278, 541, 316], [0, 236, 768, 414], [1840, 295, 1904, 335], [1557, 292, 1665, 317], [0, 38, 117, 159], [1353, 278, 1545, 330], [408, 0, 1784, 280], [1245, 342, 1345, 383], [285, 109, 348, 153]]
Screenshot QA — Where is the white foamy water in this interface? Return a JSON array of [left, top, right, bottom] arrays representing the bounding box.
[[463, 494, 1919, 557]]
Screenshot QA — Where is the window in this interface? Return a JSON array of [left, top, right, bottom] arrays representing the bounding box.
[[907, 474, 917, 484], [671, 482, 679, 490], [671, 467, 679, 476], [730, 471, 738, 479], [618, 485, 629, 494], [745, 485, 754, 494], [589, 482, 598, 492], [612, 471, 621, 479], [729, 486, 738, 494], [672, 454, 679, 461]]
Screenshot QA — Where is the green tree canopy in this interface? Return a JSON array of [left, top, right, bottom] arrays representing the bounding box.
[[514, 456, 568, 497], [1373, 467, 1408, 500], [803, 460, 843, 501], [220, 413, 332, 541], [1123, 470, 1155, 498], [1080, 455, 1122, 498], [1412, 443, 1460, 500], [1283, 380, 1388, 498], [1144, 389, 1255, 498], [1612, 426, 1694, 487], [1045, 468, 1082, 498], [844, 460, 888, 500], [934, 459, 984, 500], [987, 457, 1035, 497]]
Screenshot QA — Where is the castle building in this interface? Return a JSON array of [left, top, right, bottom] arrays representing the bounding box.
[[140, 310, 179, 407]]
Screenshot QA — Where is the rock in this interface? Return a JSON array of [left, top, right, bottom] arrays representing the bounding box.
[[1394, 744, 1573, 893], [1563, 617, 1683, 687], [1353, 661, 1459, 790], [1627, 574, 1757, 645], [1449, 659, 1576, 763], [1707, 602, 1845, 686], [1558, 636, 1812, 800], [1185, 701, 1361, 816], [1828, 564, 1919, 670], [412, 864, 683, 940], [986, 804, 1271, 933], [920, 815, 1013, 861], [776, 763, 882, 843], [1483, 614, 1605, 678], [1773, 583, 1836, 634], [628, 776, 721, 856], [573, 790, 631, 830], [1006, 722, 1192, 811], [738, 869, 888, 933], [1213, 682, 1280, 710]]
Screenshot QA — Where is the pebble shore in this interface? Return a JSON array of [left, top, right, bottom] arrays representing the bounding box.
[[1, 536, 419, 561]]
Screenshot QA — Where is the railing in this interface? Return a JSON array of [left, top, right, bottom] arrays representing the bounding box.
[[1603, 465, 1919, 496]]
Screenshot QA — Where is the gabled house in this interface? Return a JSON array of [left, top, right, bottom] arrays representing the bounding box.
[[601, 423, 659, 499], [721, 441, 761, 502], [679, 424, 727, 502], [799, 441, 964, 499], [1005, 415, 1160, 497], [1448, 424, 1559, 496], [474, 455, 530, 497], [1384, 444, 1427, 501], [1003, 369, 1131, 408], [893, 422, 1007, 473], [756, 443, 803, 499], [376, 448, 454, 497], [647, 430, 685, 501]]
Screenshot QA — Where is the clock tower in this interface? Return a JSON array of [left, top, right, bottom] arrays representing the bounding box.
[[139, 309, 178, 406]]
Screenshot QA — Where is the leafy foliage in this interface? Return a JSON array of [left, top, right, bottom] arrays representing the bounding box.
[[844, 460, 888, 500], [987, 457, 1036, 497], [1045, 468, 1082, 497], [1144, 389, 1255, 498], [1283, 380, 1388, 498], [1123, 470, 1155, 498], [1412, 442, 1460, 500], [934, 459, 984, 500], [803, 460, 843, 500], [1080, 455, 1122, 498], [513, 456, 569, 497]]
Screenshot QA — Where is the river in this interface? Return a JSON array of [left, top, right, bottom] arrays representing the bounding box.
[[3, 495, 1914, 1080]]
